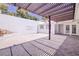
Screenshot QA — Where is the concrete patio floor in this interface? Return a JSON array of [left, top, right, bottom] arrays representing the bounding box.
[[0, 33, 48, 49], [55, 35, 79, 56], [0, 34, 67, 56], [0, 34, 79, 56]]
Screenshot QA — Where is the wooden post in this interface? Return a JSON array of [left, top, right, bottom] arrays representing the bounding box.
[[73, 3, 76, 19], [48, 16, 51, 40]]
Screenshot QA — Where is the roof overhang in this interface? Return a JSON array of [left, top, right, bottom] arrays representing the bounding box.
[[10, 3, 75, 22]]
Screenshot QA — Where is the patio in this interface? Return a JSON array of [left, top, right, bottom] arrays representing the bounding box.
[[0, 33, 48, 49], [0, 3, 79, 56], [55, 35, 79, 56], [0, 34, 67, 56], [0, 35, 79, 56], [0, 33, 79, 56]]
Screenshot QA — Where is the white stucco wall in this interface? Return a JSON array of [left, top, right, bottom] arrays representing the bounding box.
[[37, 21, 56, 35], [56, 20, 79, 35], [0, 14, 38, 34], [37, 21, 48, 34], [51, 21, 56, 35], [74, 3, 79, 20]]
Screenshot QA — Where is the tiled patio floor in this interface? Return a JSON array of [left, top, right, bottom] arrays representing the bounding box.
[[0, 33, 48, 49], [0, 35, 79, 56], [0, 35, 66, 56], [55, 35, 79, 56]]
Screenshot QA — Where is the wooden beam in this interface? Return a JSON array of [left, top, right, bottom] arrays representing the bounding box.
[[39, 3, 62, 15], [51, 10, 73, 17], [33, 4, 47, 12], [13, 3, 16, 6], [26, 3, 31, 9], [52, 14, 73, 22], [53, 14, 73, 19], [73, 3, 76, 19], [44, 5, 73, 16], [41, 3, 73, 16], [52, 12, 73, 18]]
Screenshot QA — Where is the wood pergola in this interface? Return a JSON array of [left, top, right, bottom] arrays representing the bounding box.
[[11, 3, 75, 40]]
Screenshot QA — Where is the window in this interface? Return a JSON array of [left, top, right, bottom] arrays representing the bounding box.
[[66, 25, 70, 33], [72, 25, 76, 34], [40, 25, 44, 29]]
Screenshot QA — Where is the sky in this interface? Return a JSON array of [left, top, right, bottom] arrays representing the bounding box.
[[28, 12, 43, 21], [8, 4, 43, 21], [8, 4, 17, 13]]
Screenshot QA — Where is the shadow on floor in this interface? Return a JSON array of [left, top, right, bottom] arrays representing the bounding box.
[[54, 35, 79, 56]]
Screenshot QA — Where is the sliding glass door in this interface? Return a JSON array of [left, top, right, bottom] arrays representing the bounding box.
[[66, 25, 70, 34], [72, 25, 76, 34]]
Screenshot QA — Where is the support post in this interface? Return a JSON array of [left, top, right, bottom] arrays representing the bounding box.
[[73, 3, 76, 19], [48, 16, 51, 40]]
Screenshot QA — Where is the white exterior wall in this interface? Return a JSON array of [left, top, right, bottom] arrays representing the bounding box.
[[56, 20, 79, 35], [37, 21, 56, 35], [51, 21, 56, 35], [37, 21, 49, 33], [74, 3, 79, 20], [37, 22, 46, 33], [0, 14, 38, 34]]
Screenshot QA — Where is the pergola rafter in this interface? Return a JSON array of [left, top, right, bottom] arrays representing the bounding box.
[[40, 3, 73, 16], [13, 3, 75, 22]]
